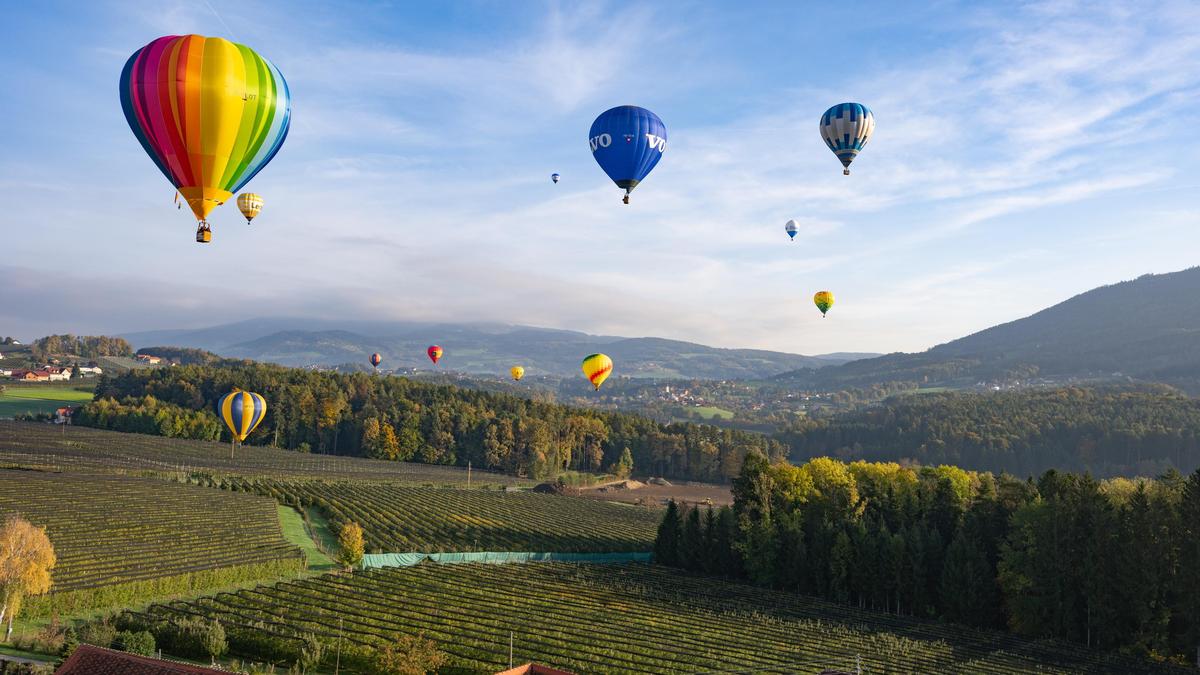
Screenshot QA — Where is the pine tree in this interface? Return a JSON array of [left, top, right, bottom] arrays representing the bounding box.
[[654, 500, 683, 567], [681, 506, 704, 571]]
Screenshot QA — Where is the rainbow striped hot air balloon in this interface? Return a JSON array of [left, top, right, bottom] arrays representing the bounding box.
[[581, 353, 613, 390], [120, 34, 291, 243], [218, 389, 267, 450]]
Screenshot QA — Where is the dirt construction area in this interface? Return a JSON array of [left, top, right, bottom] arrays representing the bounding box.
[[578, 478, 733, 508]]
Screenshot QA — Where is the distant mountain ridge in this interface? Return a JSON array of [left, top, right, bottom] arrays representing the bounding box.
[[124, 319, 869, 380], [777, 267, 1200, 392]]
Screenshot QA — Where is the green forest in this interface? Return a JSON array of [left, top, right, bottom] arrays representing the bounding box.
[[655, 455, 1200, 664], [778, 386, 1200, 477], [79, 363, 785, 482], [30, 334, 133, 360]]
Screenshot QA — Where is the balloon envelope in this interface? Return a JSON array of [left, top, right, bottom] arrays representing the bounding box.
[[819, 103, 874, 175], [551, 173, 560, 183], [785, 220, 799, 240], [120, 35, 291, 226], [427, 345, 443, 364], [589, 106, 666, 200], [510, 366, 525, 381], [369, 353, 382, 367], [814, 291, 835, 317], [581, 353, 613, 390], [218, 390, 267, 442], [237, 193, 263, 223]]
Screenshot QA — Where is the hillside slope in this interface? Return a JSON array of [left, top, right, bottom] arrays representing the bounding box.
[[125, 319, 869, 379], [779, 267, 1200, 391]]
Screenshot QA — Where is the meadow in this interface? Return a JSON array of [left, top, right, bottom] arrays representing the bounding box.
[[122, 562, 1193, 674], [0, 385, 92, 418]]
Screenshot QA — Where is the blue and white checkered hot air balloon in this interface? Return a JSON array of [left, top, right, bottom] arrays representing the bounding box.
[[589, 105, 667, 204], [819, 103, 875, 175]]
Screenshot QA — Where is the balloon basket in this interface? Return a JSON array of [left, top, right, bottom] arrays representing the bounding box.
[[195, 223, 212, 243]]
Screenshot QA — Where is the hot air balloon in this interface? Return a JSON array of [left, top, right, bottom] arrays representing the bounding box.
[[589, 105, 667, 204], [218, 389, 267, 457], [120, 35, 291, 243], [819, 103, 874, 175], [370, 353, 382, 371], [237, 193, 263, 224], [427, 345, 443, 365], [581, 353, 613, 390], [510, 366, 525, 381], [785, 220, 799, 240], [551, 173, 560, 184], [814, 291, 835, 317]]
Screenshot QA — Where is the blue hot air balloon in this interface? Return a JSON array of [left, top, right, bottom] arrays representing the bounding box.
[[551, 173, 560, 184], [819, 103, 875, 175], [785, 219, 799, 240], [588, 105, 667, 204]]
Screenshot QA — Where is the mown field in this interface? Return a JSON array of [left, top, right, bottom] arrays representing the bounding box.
[[0, 421, 523, 486], [222, 478, 661, 552], [0, 385, 92, 418], [0, 471, 304, 617], [122, 562, 1191, 675]]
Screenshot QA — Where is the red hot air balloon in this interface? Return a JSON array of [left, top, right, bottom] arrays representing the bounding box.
[[427, 345, 443, 365]]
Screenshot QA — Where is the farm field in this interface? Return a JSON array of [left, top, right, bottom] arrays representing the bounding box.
[[0, 421, 525, 486], [226, 478, 661, 553], [0, 385, 92, 418], [0, 470, 304, 617], [124, 562, 1191, 675]]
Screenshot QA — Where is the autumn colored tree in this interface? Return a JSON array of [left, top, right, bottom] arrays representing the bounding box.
[[337, 522, 365, 569], [373, 632, 447, 675], [0, 515, 56, 639]]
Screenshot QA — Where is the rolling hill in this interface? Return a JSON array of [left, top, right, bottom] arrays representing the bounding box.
[[776, 267, 1200, 392], [124, 319, 869, 380]]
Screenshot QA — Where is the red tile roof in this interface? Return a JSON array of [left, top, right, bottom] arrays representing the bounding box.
[[55, 645, 226, 675]]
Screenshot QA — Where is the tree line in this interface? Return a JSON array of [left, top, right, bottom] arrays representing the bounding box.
[[30, 335, 133, 360], [776, 386, 1200, 478], [80, 363, 786, 482], [655, 454, 1200, 663]]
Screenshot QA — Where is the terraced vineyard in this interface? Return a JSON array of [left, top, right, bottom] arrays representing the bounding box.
[[0, 471, 304, 616], [126, 563, 1189, 674], [231, 479, 660, 552], [0, 421, 522, 486]]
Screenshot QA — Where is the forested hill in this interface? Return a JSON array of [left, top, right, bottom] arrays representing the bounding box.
[[778, 386, 1200, 478], [81, 363, 785, 483], [776, 267, 1200, 391], [123, 319, 868, 380]]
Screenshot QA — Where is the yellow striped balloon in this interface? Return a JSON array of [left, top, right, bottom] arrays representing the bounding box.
[[237, 193, 263, 224], [218, 389, 267, 442], [814, 291, 835, 317], [510, 366, 525, 381], [581, 353, 613, 390]]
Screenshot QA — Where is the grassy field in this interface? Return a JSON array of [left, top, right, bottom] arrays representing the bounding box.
[[0, 470, 304, 617], [690, 404, 735, 420], [123, 562, 1191, 675], [227, 478, 661, 553], [0, 421, 526, 486], [277, 504, 337, 571], [0, 385, 92, 418]]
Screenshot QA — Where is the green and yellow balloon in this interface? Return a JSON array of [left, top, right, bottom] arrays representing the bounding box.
[[813, 291, 834, 317]]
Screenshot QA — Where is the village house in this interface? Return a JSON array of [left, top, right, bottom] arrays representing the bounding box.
[[44, 365, 72, 381], [10, 369, 51, 382], [137, 354, 163, 364], [77, 365, 104, 376]]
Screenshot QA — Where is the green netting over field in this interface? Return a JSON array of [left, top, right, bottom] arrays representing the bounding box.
[[360, 551, 652, 569]]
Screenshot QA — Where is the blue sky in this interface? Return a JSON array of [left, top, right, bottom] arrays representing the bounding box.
[[1, 0, 1198, 354]]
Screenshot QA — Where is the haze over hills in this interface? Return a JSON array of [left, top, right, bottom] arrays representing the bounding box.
[[124, 319, 870, 380], [777, 267, 1200, 392]]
